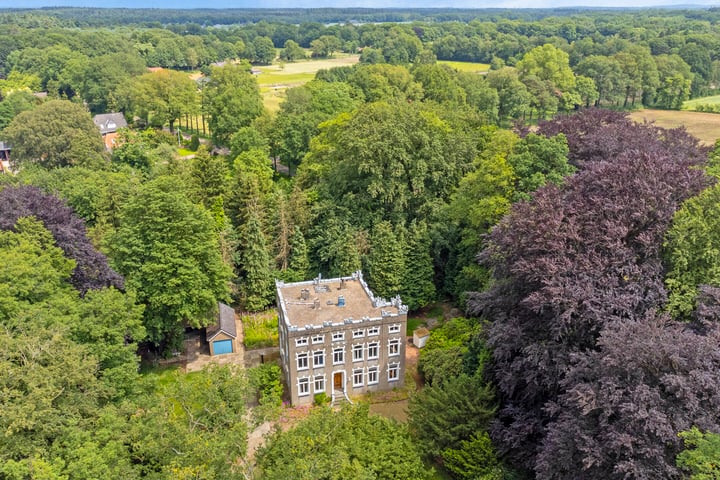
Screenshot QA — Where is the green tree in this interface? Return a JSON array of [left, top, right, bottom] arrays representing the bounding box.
[[310, 35, 341, 58], [485, 67, 532, 121], [280, 39, 306, 62], [3, 99, 107, 170], [401, 221, 436, 310], [285, 225, 311, 282], [236, 200, 274, 312], [190, 146, 229, 208], [677, 427, 720, 479], [442, 432, 504, 480], [256, 404, 431, 480], [516, 43, 576, 92], [367, 221, 405, 300], [110, 176, 231, 352], [252, 36, 276, 65], [204, 63, 264, 145], [126, 69, 197, 132], [0, 90, 37, 131], [508, 132, 572, 201]]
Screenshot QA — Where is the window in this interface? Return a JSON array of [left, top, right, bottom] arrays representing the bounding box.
[[367, 342, 379, 360], [388, 338, 400, 356], [353, 329, 364, 339], [353, 344, 364, 362], [295, 337, 308, 347], [353, 369, 364, 387], [367, 326, 379, 336], [388, 324, 401, 334], [388, 363, 399, 382], [313, 350, 325, 368], [367, 366, 379, 385], [314, 375, 325, 393], [333, 347, 344, 365], [311, 334, 325, 345], [332, 331, 345, 342], [297, 352, 308, 370], [298, 377, 310, 395]]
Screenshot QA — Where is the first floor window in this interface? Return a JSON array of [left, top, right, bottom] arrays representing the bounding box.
[[388, 338, 400, 356], [353, 329, 364, 338], [333, 347, 345, 364], [298, 377, 310, 395], [353, 369, 364, 387], [367, 342, 379, 359], [314, 375, 325, 393], [367, 366, 379, 385], [296, 337, 309, 347], [353, 343, 364, 362], [313, 350, 325, 368], [388, 324, 401, 334], [297, 352, 309, 370], [367, 326, 379, 336], [332, 331, 345, 342], [388, 363, 399, 382], [311, 334, 325, 344]]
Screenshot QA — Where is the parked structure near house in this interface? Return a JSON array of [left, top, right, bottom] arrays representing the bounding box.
[[92, 112, 127, 150], [276, 271, 408, 406], [413, 327, 430, 349], [0, 141, 10, 173], [206, 302, 238, 356]]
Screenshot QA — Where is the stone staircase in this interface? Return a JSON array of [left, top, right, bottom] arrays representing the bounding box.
[[332, 389, 353, 407]]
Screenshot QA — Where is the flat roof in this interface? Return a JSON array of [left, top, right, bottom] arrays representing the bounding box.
[[276, 272, 405, 329]]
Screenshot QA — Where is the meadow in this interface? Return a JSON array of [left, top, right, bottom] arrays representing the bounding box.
[[629, 109, 720, 145]]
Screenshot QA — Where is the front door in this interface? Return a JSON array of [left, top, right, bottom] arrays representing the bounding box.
[[333, 372, 343, 390]]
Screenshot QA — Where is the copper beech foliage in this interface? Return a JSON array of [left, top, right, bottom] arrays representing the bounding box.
[[468, 109, 720, 479], [0, 185, 123, 293]]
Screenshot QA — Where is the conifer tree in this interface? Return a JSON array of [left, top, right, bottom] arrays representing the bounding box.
[[236, 201, 274, 312], [190, 146, 229, 208], [401, 221, 436, 310], [287, 226, 310, 282], [367, 221, 404, 299]]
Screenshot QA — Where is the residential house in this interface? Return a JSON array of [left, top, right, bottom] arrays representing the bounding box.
[[206, 302, 238, 356], [276, 271, 408, 405], [0, 141, 11, 174], [93, 112, 128, 151]]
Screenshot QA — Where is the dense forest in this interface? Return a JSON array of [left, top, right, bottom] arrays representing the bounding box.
[[2, 6, 720, 479]]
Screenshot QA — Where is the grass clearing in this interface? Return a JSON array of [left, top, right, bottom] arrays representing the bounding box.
[[407, 317, 425, 336], [683, 95, 720, 110], [629, 109, 720, 145], [438, 60, 490, 73], [243, 310, 279, 349]]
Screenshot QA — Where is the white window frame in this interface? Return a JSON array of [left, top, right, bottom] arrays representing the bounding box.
[[298, 377, 310, 396], [297, 352, 309, 370], [353, 368, 364, 387], [311, 334, 325, 345], [313, 350, 325, 368], [388, 338, 400, 357], [352, 329, 364, 339], [367, 326, 379, 336], [314, 375, 325, 393], [388, 324, 401, 334], [352, 343, 364, 362], [295, 337, 309, 347], [367, 342, 379, 360], [333, 347, 345, 365], [367, 366, 379, 385], [332, 331, 345, 342], [388, 363, 399, 382]]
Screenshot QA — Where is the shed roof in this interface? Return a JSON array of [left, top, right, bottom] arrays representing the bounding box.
[[206, 302, 237, 341], [413, 327, 430, 338], [93, 113, 128, 135]]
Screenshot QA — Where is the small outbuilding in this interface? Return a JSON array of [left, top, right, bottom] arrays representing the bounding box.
[[206, 303, 238, 356], [413, 327, 430, 349]]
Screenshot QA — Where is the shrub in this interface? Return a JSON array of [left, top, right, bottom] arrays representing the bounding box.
[[189, 134, 200, 151], [243, 311, 279, 349]]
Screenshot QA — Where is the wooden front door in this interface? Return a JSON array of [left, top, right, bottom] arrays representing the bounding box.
[[334, 372, 342, 390]]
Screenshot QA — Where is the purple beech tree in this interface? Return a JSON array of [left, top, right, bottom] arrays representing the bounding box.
[[0, 185, 123, 293], [469, 111, 720, 479]]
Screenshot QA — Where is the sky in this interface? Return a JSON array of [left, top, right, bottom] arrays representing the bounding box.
[[0, 0, 718, 9]]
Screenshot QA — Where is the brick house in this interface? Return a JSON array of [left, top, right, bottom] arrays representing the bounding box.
[[92, 113, 127, 151], [276, 271, 408, 405]]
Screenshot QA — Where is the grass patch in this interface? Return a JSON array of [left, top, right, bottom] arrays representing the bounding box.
[[629, 108, 720, 145], [438, 60, 490, 73], [243, 310, 279, 349], [177, 148, 195, 156], [407, 317, 425, 336], [256, 71, 316, 86], [683, 94, 720, 110]]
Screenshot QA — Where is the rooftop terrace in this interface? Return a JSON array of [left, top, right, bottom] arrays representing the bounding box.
[[276, 272, 406, 330]]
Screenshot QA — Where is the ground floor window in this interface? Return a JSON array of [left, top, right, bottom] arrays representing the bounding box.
[[298, 377, 310, 396], [367, 366, 379, 385], [388, 363, 399, 382], [314, 375, 325, 393], [353, 368, 364, 387]]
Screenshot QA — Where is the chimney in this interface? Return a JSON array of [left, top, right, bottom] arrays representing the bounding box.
[[300, 288, 310, 301], [313, 298, 320, 309]]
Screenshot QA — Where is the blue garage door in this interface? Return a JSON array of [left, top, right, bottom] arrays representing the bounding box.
[[213, 339, 233, 355]]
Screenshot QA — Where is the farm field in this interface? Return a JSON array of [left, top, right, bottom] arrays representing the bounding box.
[[437, 60, 490, 73], [683, 94, 720, 110], [629, 109, 720, 145], [255, 54, 360, 112]]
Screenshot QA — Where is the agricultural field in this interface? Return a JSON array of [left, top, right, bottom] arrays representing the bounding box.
[[629, 109, 720, 145], [682, 94, 720, 111], [255, 54, 360, 112], [437, 60, 490, 73]]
